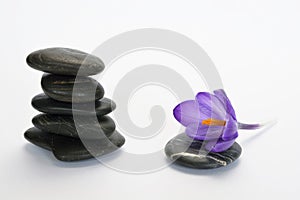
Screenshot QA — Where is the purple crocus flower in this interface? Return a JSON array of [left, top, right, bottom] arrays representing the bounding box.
[[173, 89, 261, 153]]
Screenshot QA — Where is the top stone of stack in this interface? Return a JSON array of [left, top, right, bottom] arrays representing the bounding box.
[[26, 47, 105, 76]]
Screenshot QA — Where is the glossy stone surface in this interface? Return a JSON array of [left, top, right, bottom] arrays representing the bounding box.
[[24, 127, 125, 161], [32, 114, 115, 139], [41, 74, 104, 103], [26, 47, 104, 76], [32, 93, 116, 116], [165, 133, 242, 169]]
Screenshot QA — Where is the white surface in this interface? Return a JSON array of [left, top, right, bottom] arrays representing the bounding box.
[[1, 0, 300, 199]]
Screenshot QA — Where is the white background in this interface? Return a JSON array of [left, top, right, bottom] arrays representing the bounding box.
[[1, 0, 300, 199]]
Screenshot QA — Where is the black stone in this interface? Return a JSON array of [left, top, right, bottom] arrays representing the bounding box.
[[41, 74, 104, 103], [32, 93, 116, 116], [32, 114, 115, 139], [26, 47, 104, 76], [165, 133, 242, 169], [24, 127, 125, 161]]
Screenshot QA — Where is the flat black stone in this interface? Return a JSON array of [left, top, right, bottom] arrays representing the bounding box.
[[165, 133, 242, 169], [26, 47, 104, 76], [41, 74, 104, 103], [24, 127, 125, 162], [32, 114, 115, 139], [32, 93, 116, 116]]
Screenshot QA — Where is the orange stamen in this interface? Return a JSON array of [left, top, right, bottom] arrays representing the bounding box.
[[201, 118, 226, 126]]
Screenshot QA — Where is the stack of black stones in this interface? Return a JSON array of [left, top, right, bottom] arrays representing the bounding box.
[[24, 47, 125, 162]]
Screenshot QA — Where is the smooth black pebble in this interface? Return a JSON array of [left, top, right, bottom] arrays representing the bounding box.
[[32, 93, 116, 116], [32, 114, 115, 139], [41, 74, 104, 103], [26, 47, 104, 76], [165, 133, 242, 169], [24, 127, 125, 161]]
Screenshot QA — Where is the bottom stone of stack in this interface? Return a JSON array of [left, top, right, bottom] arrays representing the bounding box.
[[24, 127, 125, 162]]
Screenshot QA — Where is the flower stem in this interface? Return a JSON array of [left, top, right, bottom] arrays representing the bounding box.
[[238, 120, 277, 130], [238, 122, 262, 130]]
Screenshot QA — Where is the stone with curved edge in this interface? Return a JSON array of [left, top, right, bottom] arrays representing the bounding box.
[[26, 47, 104, 76], [32, 114, 115, 140], [41, 74, 104, 103], [165, 133, 242, 169], [32, 93, 116, 116], [24, 127, 125, 162]]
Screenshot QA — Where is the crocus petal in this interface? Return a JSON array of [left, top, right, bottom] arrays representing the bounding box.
[[173, 100, 201, 127], [196, 92, 227, 119], [205, 137, 237, 153], [222, 116, 238, 140], [213, 89, 236, 120], [186, 123, 224, 140]]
